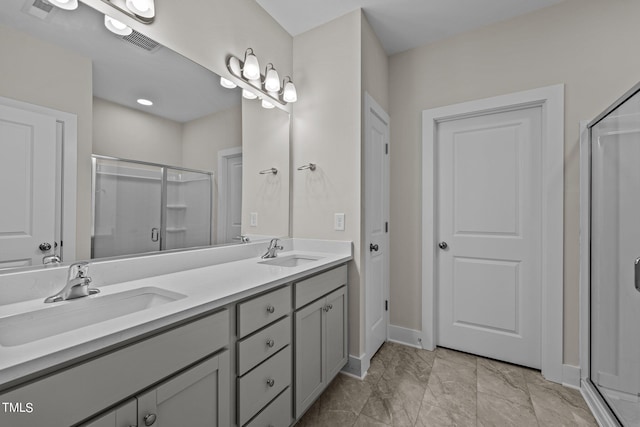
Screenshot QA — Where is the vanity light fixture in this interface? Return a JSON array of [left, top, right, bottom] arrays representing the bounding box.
[[282, 77, 298, 103], [264, 64, 281, 92], [136, 98, 153, 106], [220, 77, 237, 89], [47, 0, 78, 10], [125, 0, 155, 19], [242, 49, 261, 80], [104, 15, 133, 36]]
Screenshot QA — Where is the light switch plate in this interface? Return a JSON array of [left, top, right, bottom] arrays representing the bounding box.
[[334, 213, 345, 231], [250, 212, 258, 227]]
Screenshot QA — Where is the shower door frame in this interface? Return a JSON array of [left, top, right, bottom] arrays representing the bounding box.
[[579, 82, 640, 427], [91, 155, 213, 257]]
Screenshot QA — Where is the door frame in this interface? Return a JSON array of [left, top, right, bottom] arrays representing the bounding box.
[[0, 96, 77, 262], [217, 146, 242, 244], [363, 92, 390, 363], [421, 84, 564, 383]]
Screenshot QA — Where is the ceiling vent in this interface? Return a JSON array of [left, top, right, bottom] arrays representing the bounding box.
[[22, 0, 57, 21], [120, 30, 161, 53]]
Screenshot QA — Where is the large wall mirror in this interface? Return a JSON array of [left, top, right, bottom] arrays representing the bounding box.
[[0, 0, 290, 271]]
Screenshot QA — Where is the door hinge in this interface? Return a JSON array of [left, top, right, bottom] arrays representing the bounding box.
[[385, 222, 388, 233], [385, 300, 388, 311], [385, 143, 389, 155]]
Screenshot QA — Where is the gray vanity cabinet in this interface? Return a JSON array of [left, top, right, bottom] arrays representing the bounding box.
[[294, 265, 348, 419], [82, 400, 137, 427]]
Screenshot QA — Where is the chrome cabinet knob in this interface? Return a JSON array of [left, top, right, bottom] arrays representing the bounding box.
[[438, 241, 448, 250], [266, 305, 275, 314], [143, 413, 157, 426], [266, 378, 275, 387], [328, 304, 333, 310], [266, 338, 275, 348]]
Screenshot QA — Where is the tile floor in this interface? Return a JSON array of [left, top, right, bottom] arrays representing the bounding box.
[[295, 342, 598, 426]]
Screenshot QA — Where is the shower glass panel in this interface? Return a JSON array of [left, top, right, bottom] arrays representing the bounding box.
[[92, 156, 213, 259], [590, 89, 640, 426], [164, 168, 212, 251], [92, 157, 162, 258]]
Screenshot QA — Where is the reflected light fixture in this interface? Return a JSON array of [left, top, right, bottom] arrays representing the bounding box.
[[137, 98, 153, 106], [242, 89, 257, 100], [104, 15, 133, 36], [242, 49, 260, 80], [282, 77, 298, 103], [220, 77, 237, 89], [264, 64, 280, 92], [261, 99, 275, 109], [47, 0, 78, 10]]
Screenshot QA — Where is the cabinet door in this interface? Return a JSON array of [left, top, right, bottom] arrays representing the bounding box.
[[325, 286, 348, 382], [82, 400, 137, 427], [137, 351, 230, 427], [294, 298, 326, 419]]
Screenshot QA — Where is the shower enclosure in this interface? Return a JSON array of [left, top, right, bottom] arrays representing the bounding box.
[[91, 155, 213, 259], [588, 85, 640, 426]]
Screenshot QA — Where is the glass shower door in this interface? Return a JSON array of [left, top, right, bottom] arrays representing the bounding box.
[[590, 90, 640, 426]]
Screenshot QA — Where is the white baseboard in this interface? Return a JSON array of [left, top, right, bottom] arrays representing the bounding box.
[[388, 324, 423, 349], [341, 353, 368, 379], [562, 364, 581, 389]]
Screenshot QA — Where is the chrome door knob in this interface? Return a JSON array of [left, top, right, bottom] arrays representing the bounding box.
[[370, 243, 379, 252], [39, 242, 52, 252], [438, 241, 448, 250]]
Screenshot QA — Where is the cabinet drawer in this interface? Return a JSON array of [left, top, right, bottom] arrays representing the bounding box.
[[245, 387, 292, 427], [237, 346, 292, 426], [238, 286, 291, 338], [238, 316, 291, 375], [294, 264, 347, 308], [0, 310, 229, 427]]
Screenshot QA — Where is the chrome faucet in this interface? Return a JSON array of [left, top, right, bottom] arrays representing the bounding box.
[[44, 262, 100, 303], [261, 238, 283, 259]]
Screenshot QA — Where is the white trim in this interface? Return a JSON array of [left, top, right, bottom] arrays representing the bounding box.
[[216, 147, 242, 244], [578, 120, 591, 386], [581, 379, 621, 427], [342, 353, 368, 379], [421, 84, 565, 383], [363, 92, 391, 366], [0, 96, 77, 263], [388, 324, 422, 349], [562, 364, 581, 390]]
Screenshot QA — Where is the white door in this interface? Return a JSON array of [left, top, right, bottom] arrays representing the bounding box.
[[217, 150, 242, 244], [365, 94, 390, 359], [436, 106, 542, 368], [0, 104, 57, 268]]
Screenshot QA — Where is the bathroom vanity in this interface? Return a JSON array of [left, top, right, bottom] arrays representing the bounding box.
[[0, 239, 351, 427]]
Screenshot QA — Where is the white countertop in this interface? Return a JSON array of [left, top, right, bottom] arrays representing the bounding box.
[[0, 241, 352, 389]]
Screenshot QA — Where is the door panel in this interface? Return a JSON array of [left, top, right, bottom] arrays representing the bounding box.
[[225, 154, 242, 243], [325, 287, 348, 381], [0, 104, 56, 267], [437, 107, 542, 368], [294, 298, 325, 419]]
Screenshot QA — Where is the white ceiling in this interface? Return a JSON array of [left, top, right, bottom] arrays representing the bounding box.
[[256, 0, 564, 55]]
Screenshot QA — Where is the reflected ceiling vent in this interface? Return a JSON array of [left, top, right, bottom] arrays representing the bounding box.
[[120, 30, 161, 53], [22, 0, 58, 21]]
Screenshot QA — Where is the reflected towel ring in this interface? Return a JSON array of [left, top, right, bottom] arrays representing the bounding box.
[[259, 167, 278, 175], [297, 163, 316, 171]]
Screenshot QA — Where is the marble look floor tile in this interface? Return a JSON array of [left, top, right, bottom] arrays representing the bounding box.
[[318, 373, 372, 415], [477, 391, 538, 427], [477, 357, 531, 407], [436, 347, 478, 370], [527, 382, 598, 426], [364, 356, 386, 386], [422, 357, 477, 421], [415, 402, 476, 427], [361, 380, 424, 426], [353, 413, 391, 427]]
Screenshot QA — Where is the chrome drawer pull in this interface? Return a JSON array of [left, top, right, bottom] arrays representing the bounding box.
[[266, 304, 275, 314], [266, 338, 275, 348], [143, 413, 157, 426], [266, 378, 275, 387]]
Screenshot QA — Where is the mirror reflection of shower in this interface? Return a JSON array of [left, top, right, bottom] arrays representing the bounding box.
[[91, 155, 213, 259]]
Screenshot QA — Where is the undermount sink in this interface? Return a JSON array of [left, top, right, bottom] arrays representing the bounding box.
[[259, 255, 323, 268], [0, 287, 186, 347]]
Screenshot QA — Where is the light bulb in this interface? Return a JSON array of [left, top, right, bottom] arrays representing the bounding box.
[[126, 0, 155, 18], [137, 99, 153, 106], [242, 49, 260, 81], [104, 15, 133, 36], [283, 80, 298, 103], [264, 66, 280, 92], [220, 77, 237, 89], [262, 99, 275, 109], [47, 0, 78, 10], [242, 89, 257, 100]]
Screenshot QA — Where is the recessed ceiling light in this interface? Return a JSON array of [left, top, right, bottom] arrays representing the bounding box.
[[137, 98, 153, 106]]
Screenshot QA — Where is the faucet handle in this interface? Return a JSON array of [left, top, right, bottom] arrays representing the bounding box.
[[68, 261, 90, 280]]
